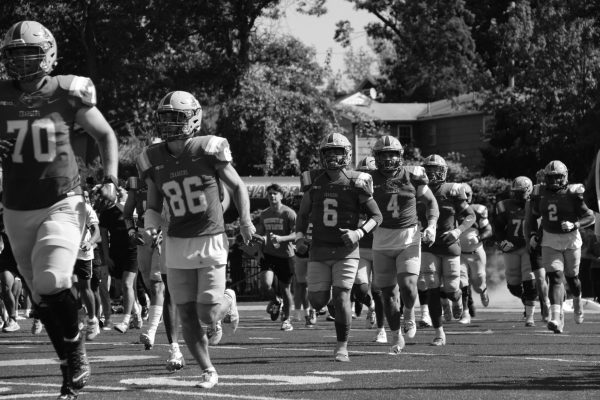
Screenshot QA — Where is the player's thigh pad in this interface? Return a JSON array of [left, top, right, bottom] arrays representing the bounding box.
[[563, 247, 581, 277], [332, 258, 359, 290], [420, 251, 441, 288], [441, 255, 461, 293], [167, 265, 226, 305], [395, 243, 420, 276], [541, 246, 565, 273], [307, 260, 332, 292]]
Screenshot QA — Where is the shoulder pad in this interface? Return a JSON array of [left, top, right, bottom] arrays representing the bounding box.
[[136, 143, 163, 175], [567, 183, 585, 195], [496, 200, 506, 213], [58, 75, 97, 107], [472, 204, 488, 218], [194, 136, 232, 162], [448, 182, 467, 200], [300, 171, 313, 192], [532, 184, 541, 196], [355, 171, 374, 195]]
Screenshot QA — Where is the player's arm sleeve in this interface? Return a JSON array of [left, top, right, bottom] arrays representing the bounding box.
[[417, 185, 439, 228], [575, 197, 595, 229], [492, 204, 508, 241], [456, 202, 475, 232]]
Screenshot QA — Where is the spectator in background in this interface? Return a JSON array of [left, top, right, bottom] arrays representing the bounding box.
[[255, 184, 297, 331]]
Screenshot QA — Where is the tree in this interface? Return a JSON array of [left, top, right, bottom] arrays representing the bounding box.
[[337, 0, 485, 102]]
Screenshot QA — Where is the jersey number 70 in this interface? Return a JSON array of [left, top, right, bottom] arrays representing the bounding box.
[[7, 119, 56, 163]]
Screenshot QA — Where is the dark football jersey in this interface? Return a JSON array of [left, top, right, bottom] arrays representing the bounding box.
[[494, 199, 526, 249], [137, 135, 231, 238], [300, 169, 373, 259], [0, 75, 95, 209], [134, 187, 148, 227], [532, 184, 586, 233], [370, 166, 427, 229]]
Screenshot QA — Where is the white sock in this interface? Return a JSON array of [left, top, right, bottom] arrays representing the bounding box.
[[550, 304, 561, 321], [147, 305, 163, 336]]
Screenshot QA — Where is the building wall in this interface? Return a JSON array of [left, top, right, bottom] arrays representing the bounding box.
[[416, 114, 488, 170]]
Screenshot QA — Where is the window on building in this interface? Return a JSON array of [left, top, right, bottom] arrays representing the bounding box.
[[397, 125, 413, 146], [482, 116, 495, 142]]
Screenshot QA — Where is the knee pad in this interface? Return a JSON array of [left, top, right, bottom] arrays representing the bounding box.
[[565, 276, 582, 297], [547, 271, 564, 286], [521, 279, 537, 304], [507, 284, 523, 299]]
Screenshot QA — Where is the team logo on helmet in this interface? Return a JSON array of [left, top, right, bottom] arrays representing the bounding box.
[[422, 154, 447, 184], [372, 135, 403, 171], [357, 156, 376, 171], [319, 132, 352, 170], [156, 91, 203, 141], [544, 160, 568, 190], [1, 21, 57, 81]]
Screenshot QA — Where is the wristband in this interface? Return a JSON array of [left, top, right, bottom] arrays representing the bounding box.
[[359, 227, 368, 236], [102, 175, 119, 187]]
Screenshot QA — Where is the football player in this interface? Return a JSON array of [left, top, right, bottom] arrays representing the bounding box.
[[494, 176, 538, 326], [355, 156, 384, 342], [123, 175, 168, 348], [137, 91, 255, 388], [457, 183, 492, 324], [369, 136, 439, 353], [295, 132, 382, 362], [0, 21, 118, 399], [525, 161, 594, 333], [418, 154, 475, 346]]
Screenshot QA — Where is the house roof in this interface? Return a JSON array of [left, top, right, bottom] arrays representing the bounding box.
[[336, 92, 484, 122]]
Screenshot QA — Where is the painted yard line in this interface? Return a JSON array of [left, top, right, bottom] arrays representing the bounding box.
[[144, 388, 310, 400], [248, 337, 278, 340], [312, 369, 427, 375], [0, 355, 159, 367], [122, 374, 340, 387], [260, 346, 594, 364]]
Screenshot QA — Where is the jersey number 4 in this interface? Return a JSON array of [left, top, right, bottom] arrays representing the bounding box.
[[162, 177, 208, 217], [7, 119, 56, 163]]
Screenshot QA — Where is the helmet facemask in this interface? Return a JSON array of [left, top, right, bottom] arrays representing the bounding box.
[[424, 165, 447, 184], [156, 109, 202, 141], [545, 173, 567, 191], [375, 150, 403, 172], [321, 147, 350, 170]]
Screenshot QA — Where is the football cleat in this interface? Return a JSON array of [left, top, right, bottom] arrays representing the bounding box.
[[305, 315, 316, 328], [132, 313, 143, 329], [459, 311, 471, 325], [374, 329, 388, 343], [403, 319, 417, 339], [2, 319, 20, 332], [166, 346, 185, 372], [308, 309, 317, 325], [197, 369, 218, 389], [267, 297, 282, 322], [58, 364, 78, 400], [64, 334, 90, 390], [480, 289, 490, 307], [280, 319, 293, 331], [223, 289, 239, 332], [113, 321, 128, 334], [431, 334, 446, 346], [207, 321, 223, 345], [334, 350, 350, 362], [31, 318, 43, 335], [140, 332, 155, 350], [419, 312, 433, 328], [390, 332, 405, 355], [85, 318, 100, 341]]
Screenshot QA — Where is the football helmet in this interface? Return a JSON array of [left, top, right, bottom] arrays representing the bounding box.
[[357, 156, 376, 171], [156, 91, 202, 141], [319, 132, 352, 170], [462, 183, 473, 203], [423, 154, 447, 184], [510, 176, 533, 201], [1, 21, 57, 81], [544, 160, 568, 190], [372, 135, 403, 171]]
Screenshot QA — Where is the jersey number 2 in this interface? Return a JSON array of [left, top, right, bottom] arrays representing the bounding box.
[[7, 119, 56, 163]]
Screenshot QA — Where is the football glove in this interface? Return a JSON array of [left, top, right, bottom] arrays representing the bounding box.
[[239, 223, 257, 245], [560, 221, 575, 232], [128, 228, 145, 246], [499, 240, 515, 252], [295, 237, 309, 255], [529, 234, 539, 250], [339, 228, 364, 248], [440, 229, 461, 246], [422, 226, 436, 246]]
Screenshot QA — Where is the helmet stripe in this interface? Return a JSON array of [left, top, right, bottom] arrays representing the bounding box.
[[162, 92, 174, 107], [12, 21, 23, 42]]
